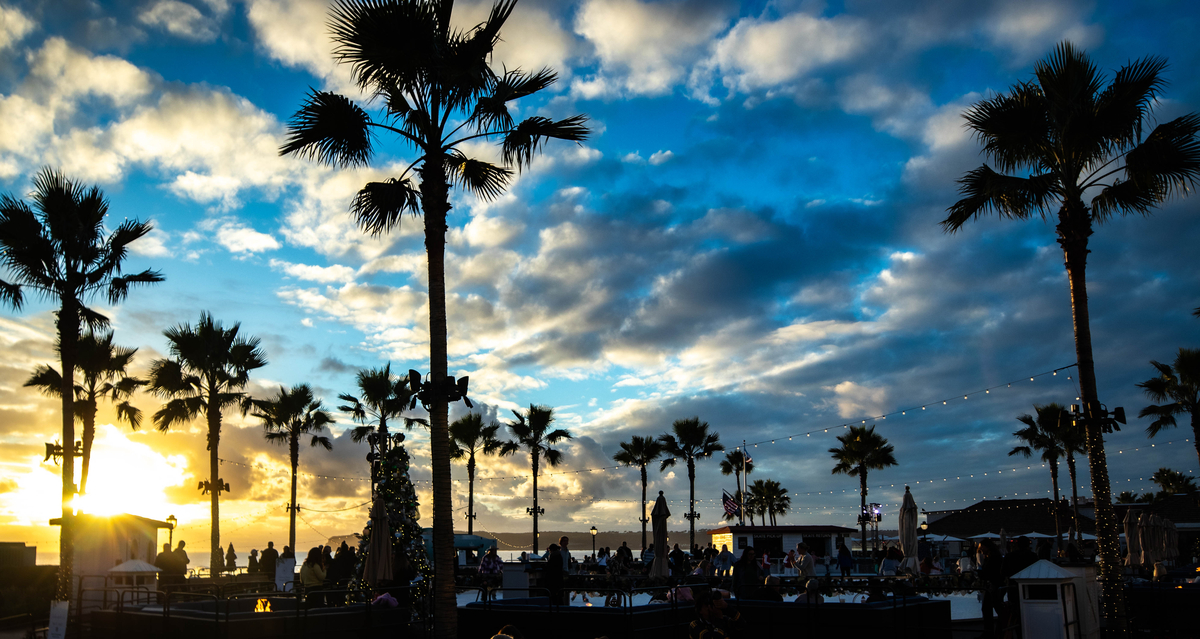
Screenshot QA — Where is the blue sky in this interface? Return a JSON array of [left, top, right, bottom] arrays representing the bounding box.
[[1, 0, 1198, 559]]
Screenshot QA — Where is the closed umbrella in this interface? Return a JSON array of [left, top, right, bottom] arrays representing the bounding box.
[[650, 491, 671, 578], [999, 528, 1007, 556], [1165, 520, 1178, 560], [1150, 514, 1165, 564], [363, 495, 394, 586], [1138, 512, 1153, 566], [897, 486, 919, 573], [1123, 509, 1141, 567]]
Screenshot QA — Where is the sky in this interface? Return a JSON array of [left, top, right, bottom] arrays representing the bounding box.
[[1, 0, 1199, 564]]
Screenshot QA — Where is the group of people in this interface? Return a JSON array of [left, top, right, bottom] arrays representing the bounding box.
[[153, 540, 190, 583], [298, 541, 360, 604]]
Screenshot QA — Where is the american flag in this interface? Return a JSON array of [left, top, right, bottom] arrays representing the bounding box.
[[722, 490, 740, 516]]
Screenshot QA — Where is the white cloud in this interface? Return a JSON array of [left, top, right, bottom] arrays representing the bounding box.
[[985, 1, 1102, 62], [648, 150, 673, 165], [829, 381, 888, 419], [269, 259, 357, 284], [214, 221, 280, 253], [0, 4, 34, 50], [138, 1, 220, 42], [130, 227, 171, 258], [573, 0, 731, 98]]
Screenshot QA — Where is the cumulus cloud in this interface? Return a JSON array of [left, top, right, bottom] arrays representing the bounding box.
[[212, 219, 281, 253], [269, 259, 357, 284], [0, 4, 34, 50], [138, 1, 221, 42]]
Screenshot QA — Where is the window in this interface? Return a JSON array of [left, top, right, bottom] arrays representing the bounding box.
[[1024, 584, 1059, 600]]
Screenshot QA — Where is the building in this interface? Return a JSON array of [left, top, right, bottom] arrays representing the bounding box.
[[924, 498, 1093, 539], [707, 524, 857, 559], [0, 541, 37, 567], [49, 513, 174, 602]]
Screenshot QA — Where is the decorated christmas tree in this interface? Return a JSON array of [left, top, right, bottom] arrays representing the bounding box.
[[355, 433, 431, 600]]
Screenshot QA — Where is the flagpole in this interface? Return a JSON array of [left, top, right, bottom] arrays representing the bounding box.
[[739, 440, 746, 527]]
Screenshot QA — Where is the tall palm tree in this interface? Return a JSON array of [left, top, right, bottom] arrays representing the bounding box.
[[612, 435, 666, 550], [24, 330, 145, 494], [508, 404, 571, 552], [942, 42, 1200, 624], [254, 384, 334, 550], [1058, 417, 1088, 540], [1150, 467, 1198, 495], [747, 480, 769, 526], [340, 364, 422, 488], [0, 169, 161, 598], [659, 417, 724, 549], [450, 412, 517, 535], [1137, 348, 1200, 467], [279, 4, 587, 631], [148, 312, 267, 575], [758, 479, 791, 526], [719, 450, 753, 523], [830, 425, 897, 555], [1011, 404, 1070, 547]]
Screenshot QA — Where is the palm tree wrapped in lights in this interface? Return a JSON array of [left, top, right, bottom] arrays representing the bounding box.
[[660, 417, 724, 550], [279, 3, 587, 630]]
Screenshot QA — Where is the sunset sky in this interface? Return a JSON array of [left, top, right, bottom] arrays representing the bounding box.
[[1, 0, 1198, 564]]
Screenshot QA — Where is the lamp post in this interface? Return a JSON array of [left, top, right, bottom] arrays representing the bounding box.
[[919, 520, 929, 559], [167, 514, 178, 547], [590, 526, 598, 557]]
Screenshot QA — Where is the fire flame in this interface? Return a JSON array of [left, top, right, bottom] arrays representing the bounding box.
[[254, 598, 272, 613]]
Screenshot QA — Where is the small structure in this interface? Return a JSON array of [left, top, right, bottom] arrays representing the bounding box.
[[108, 559, 159, 606], [1010, 559, 1097, 639], [0, 541, 37, 567], [49, 513, 174, 610], [708, 525, 857, 560]]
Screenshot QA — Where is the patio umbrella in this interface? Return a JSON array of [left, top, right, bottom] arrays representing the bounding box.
[[1021, 532, 1055, 539], [650, 491, 670, 578], [898, 486, 919, 573], [1165, 520, 1178, 560], [1149, 514, 1165, 564], [1123, 509, 1141, 567], [1139, 513, 1154, 566], [969, 532, 1001, 539], [363, 494, 394, 586]]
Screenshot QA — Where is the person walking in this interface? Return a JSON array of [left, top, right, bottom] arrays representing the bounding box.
[[797, 544, 815, 580], [837, 542, 853, 578], [715, 544, 735, 577], [978, 540, 1006, 638]]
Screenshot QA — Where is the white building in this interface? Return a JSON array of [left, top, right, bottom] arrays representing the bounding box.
[[708, 524, 857, 560]]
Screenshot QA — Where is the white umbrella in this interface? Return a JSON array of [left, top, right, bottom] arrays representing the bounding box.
[[898, 486, 919, 573], [969, 532, 1002, 539], [1019, 532, 1055, 539], [1123, 509, 1141, 567], [363, 494, 394, 586], [650, 491, 671, 578]]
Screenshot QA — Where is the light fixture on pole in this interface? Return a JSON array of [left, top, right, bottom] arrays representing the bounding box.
[[167, 514, 178, 546], [590, 526, 598, 556]]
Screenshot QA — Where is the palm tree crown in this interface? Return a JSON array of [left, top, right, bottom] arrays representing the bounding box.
[[254, 384, 334, 551], [24, 330, 145, 495], [1011, 403, 1070, 546], [1137, 347, 1200, 467], [748, 479, 791, 526], [941, 43, 1200, 626], [280, 4, 587, 631], [450, 412, 517, 535], [148, 311, 266, 575], [719, 449, 754, 524], [0, 168, 161, 598], [830, 425, 897, 553], [660, 417, 723, 549], [508, 404, 571, 552], [613, 435, 666, 550]]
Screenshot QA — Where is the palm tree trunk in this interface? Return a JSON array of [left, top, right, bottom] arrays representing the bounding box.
[[859, 469, 868, 557], [289, 434, 299, 552], [531, 451, 540, 552], [1050, 460, 1062, 550], [1191, 411, 1200, 468], [1067, 453, 1081, 540], [1058, 207, 1125, 627], [80, 402, 96, 495], [56, 304, 78, 601], [640, 465, 648, 550], [421, 161, 457, 639], [207, 395, 222, 577], [735, 469, 743, 526], [687, 457, 696, 550], [467, 453, 475, 536]]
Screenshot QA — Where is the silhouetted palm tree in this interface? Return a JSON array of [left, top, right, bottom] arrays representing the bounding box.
[[279, 3, 587, 630], [508, 405, 571, 552], [340, 364, 422, 487], [1138, 348, 1200, 467], [1115, 491, 1150, 505], [746, 482, 768, 526], [450, 412, 516, 535], [830, 425, 897, 554], [254, 384, 334, 550], [719, 450, 753, 522], [942, 42, 1200, 623], [612, 435, 666, 550], [1011, 404, 1070, 547], [1150, 467, 1198, 495], [660, 417, 724, 549], [722, 488, 756, 524], [0, 169, 161, 598], [24, 330, 144, 494], [149, 312, 266, 575], [1058, 417, 1088, 540], [759, 479, 791, 526]]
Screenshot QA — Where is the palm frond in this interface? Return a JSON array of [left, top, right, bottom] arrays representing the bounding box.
[[942, 166, 1055, 232], [446, 153, 511, 201], [1093, 55, 1169, 151], [281, 89, 374, 168], [502, 115, 590, 170], [351, 177, 422, 236], [964, 82, 1049, 173]]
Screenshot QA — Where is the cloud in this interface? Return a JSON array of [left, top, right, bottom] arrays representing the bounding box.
[[269, 259, 357, 284], [573, 0, 733, 99], [138, 1, 221, 42], [648, 150, 673, 165], [0, 5, 34, 50], [984, 0, 1102, 62], [213, 220, 281, 253]]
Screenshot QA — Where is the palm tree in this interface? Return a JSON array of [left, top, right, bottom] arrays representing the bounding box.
[[148, 312, 267, 575], [1058, 417, 1088, 540], [612, 435, 666, 550], [746, 482, 768, 526], [24, 330, 145, 494], [254, 384, 334, 550], [659, 417, 724, 550], [0, 169, 161, 598], [719, 450, 753, 523], [507, 404, 571, 552], [1115, 491, 1151, 505], [1150, 467, 1198, 495], [279, 4, 587, 631], [339, 364, 422, 488], [942, 42, 1200, 624], [1011, 404, 1070, 547], [758, 479, 791, 526], [1137, 348, 1200, 467], [830, 425, 897, 554], [450, 412, 517, 535]]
